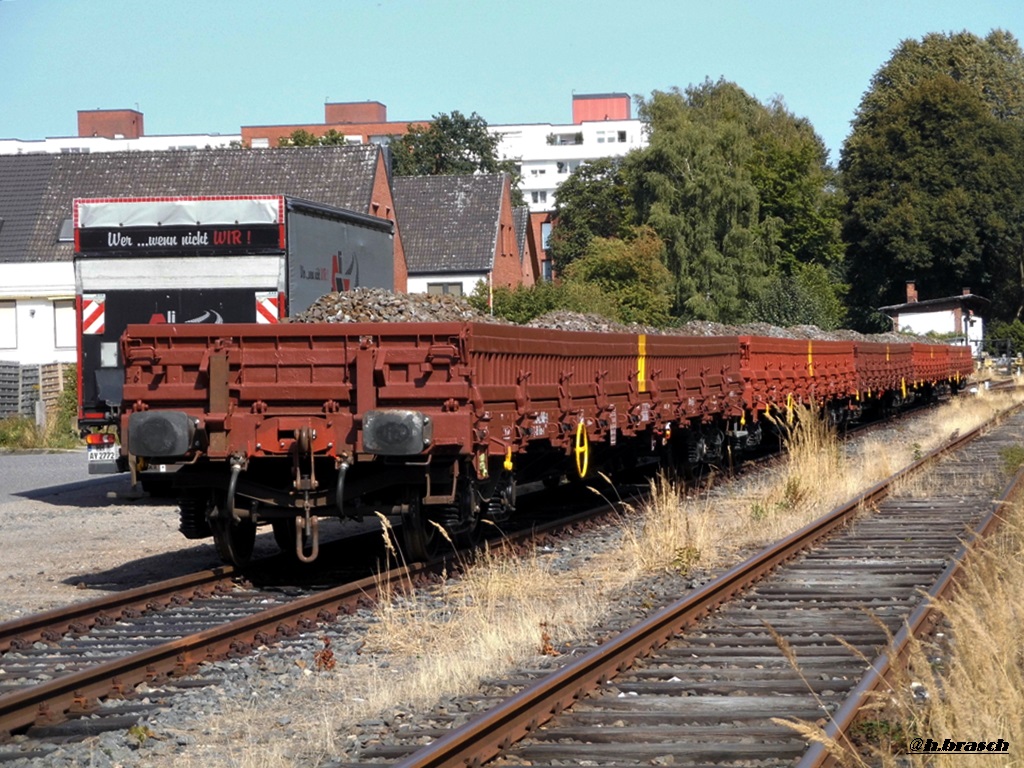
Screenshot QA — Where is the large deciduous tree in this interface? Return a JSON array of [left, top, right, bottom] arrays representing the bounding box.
[[628, 81, 843, 324], [562, 226, 674, 326], [546, 156, 634, 273], [389, 111, 510, 176], [841, 30, 1024, 328]]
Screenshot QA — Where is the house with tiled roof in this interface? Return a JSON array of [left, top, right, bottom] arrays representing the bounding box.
[[393, 173, 531, 299], [0, 145, 405, 365], [879, 280, 988, 357]]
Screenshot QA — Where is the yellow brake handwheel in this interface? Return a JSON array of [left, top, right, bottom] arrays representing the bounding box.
[[574, 420, 590, 478]]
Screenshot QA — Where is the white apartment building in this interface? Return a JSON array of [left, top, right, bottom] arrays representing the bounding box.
[[0, 133, 239, 155], [492, 94, 646, 212], [491, 113, 646, 214]]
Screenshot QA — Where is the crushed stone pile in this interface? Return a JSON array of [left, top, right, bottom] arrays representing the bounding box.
[[287, 287, 502, 324], [289, 289, 938, 344]]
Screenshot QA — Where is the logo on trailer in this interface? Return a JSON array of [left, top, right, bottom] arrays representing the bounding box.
[[255, 292, 280, 324], [82, 294, 106, 335], [332, 250, 357, 292]]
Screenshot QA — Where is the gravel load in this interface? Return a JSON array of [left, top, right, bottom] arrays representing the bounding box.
[[287, 288, 501, 324], [290, 289, 938, 344]]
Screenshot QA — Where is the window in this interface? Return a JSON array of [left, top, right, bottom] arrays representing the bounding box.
[[531, 191, 548, 204], [0, 302, 15, 349], [54, 300, 75, 349], [556, 162, 567, 174], [618, 131, 627, 143], [426, 283, 463, 297], [251, 137, 270, 148], [541, 222, 552, 249], [57, 219, 73, 243]]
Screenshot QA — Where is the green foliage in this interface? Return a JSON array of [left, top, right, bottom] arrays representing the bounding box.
[[754, 262, 846, 329], [278, 129, 320, 147], [986, 318, 1024, 355], [841, 30, 1024, 329], [562, 226, 673, 326], [999, 444, 1024, 475], [48, 365, 80, 449], [630, 83, 778, 322], [546, 156, 635, 273], [388, 111, 523, 205], [0, 416, 39, 450], [468, 279, 616, 324], [279, 128, 353, 148], [389, 111, 506, 176], [0, 366, 80, 450]]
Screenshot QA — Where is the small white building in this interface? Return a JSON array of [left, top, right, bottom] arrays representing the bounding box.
[[879, 281, 988, 357]]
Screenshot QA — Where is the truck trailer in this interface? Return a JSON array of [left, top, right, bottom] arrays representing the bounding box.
[[73, 194, 395, 484]]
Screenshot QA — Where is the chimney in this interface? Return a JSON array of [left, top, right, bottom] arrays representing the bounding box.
[[906, 281, 918, 303], [962, 287, 971, 296]]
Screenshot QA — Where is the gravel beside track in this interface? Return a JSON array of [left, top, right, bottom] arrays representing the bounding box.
[[0, 405, 956, 768], [0, 453, 225, 623]]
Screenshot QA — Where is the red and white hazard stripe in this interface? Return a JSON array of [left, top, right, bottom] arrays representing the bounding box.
[[82, 294, 106, 335], [255, 292, 280, 324]]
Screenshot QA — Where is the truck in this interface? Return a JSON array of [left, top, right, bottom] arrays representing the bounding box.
[[73, 194, 395, 486]]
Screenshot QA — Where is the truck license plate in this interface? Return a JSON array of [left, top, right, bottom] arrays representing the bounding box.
[[87, 445, 120, 463]]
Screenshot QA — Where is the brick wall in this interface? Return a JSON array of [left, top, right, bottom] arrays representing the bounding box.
[[78, 109, 144, 139]]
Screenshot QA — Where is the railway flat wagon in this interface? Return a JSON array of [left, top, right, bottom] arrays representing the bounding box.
[[911, 343, 973, 398], [738, 337, 859, 425], [120, 322, 745, 565], [119, 319, 975, 567], [852, 342, 915, 413]]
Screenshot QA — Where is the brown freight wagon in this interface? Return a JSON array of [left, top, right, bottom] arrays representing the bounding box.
[[120, 322, 747, 565]]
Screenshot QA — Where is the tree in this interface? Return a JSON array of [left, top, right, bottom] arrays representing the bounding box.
[[546, 156, 635, 273], [629, 84, 778, 322], [278, 129, 319, 147], [467, 278, 616, 324], [389, 111, 506, 175], [278, 128, 353, 147], [562, 226, 674, 326], [754, 262, 846, 330], [841, 30, 1024, 329], [388, 111, 523, 204]]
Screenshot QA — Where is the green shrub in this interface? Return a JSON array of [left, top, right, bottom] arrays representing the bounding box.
[[0, 416, 41, 449]]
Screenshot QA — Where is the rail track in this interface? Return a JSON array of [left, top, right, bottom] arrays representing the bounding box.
[[0, 477, 634, 753], [330, 406, 1024, 768], [0, 398, 1019, 764]]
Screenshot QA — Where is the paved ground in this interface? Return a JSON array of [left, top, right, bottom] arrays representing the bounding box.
[[0, 449, 131, 505]]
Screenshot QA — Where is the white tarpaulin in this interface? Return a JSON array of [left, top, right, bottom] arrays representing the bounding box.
[[75, 196, 284, 228]]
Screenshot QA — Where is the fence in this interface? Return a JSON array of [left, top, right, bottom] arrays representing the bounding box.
[[0, 361, 72, 422]]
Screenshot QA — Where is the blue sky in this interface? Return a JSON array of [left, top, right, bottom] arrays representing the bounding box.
[[2, 0, 1022, 162]]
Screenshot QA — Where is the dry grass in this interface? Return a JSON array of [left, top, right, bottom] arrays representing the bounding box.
[[152, 388, 1024, 767]]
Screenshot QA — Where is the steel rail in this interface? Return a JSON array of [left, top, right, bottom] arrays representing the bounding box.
[[0, 492, 628, 738], [0, 559, 421, 736], [391, 411, 1003, 768], [797, 461, 1024, 768], [0, 566, 236, 653]]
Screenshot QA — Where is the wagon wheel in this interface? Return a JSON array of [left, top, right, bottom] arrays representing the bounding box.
[[210, 493, 256, 567], [399, 497, 439, 561]]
